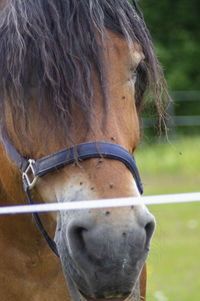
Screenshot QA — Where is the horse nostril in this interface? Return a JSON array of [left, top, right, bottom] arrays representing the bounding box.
[[144, 218, 156, 250], [134, 205, 156, 250], [68, 225, 88, 254]]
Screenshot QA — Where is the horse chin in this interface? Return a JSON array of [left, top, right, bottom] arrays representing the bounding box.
[[85, 297, 127, 301], [83, 297, 129, 301], [80, 292, 130, 301]]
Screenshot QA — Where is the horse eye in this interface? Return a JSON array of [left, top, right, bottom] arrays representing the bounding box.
[[131, 71, 137, 82]]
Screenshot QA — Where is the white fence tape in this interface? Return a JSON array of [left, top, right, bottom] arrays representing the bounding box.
[[0, 192, 200, 215]]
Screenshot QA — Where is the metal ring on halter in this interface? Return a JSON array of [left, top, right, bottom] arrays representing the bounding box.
[[22, 159, 38, 189]]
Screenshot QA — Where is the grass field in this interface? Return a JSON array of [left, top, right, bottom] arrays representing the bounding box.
[[135, 136, 200, 301]]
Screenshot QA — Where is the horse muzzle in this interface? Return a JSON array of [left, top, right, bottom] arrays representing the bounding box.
[[55, 205, 155, 299]]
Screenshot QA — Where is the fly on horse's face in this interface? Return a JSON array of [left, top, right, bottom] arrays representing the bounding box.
[[0, 1, 169, 300]]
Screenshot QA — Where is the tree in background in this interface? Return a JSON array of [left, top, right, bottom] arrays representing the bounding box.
[[136, 0, 200, 91]]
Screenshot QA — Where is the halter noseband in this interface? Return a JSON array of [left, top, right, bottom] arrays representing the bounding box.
[[2, 139, 143, 257]]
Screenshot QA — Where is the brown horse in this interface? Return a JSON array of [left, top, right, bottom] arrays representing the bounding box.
[[0, 1, 168, 300]]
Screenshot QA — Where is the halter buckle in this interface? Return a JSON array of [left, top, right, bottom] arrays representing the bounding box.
[[23, 159, 38, 189]]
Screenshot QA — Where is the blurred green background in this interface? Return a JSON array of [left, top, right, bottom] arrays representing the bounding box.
[[131, 0, 200, 300], [138, 0, 200, 91], [136, 138, 200, 301]]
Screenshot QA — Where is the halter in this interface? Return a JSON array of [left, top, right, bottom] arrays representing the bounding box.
[[2, 138, 143, 257]]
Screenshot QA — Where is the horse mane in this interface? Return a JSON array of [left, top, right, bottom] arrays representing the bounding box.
[[0, 0, 169, 144]]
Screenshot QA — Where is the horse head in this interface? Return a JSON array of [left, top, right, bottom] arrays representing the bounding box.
[[0, 1, 169, 300]]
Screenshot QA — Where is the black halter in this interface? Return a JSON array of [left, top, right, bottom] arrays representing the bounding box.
[[2, 139, 143, 257]]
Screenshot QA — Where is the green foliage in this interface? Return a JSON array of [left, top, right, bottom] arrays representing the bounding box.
[[137, 0, 200, 90]]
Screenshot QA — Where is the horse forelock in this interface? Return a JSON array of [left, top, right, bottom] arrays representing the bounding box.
[[0, 0, 169, 146]]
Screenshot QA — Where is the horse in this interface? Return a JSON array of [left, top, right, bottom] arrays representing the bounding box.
[[0, 1, 169, 300]]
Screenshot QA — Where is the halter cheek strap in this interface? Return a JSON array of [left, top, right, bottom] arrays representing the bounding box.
[[1, 140, 143, 257]]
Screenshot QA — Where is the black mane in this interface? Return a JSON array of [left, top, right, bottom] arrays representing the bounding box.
[[0, 0, 168, 142]]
